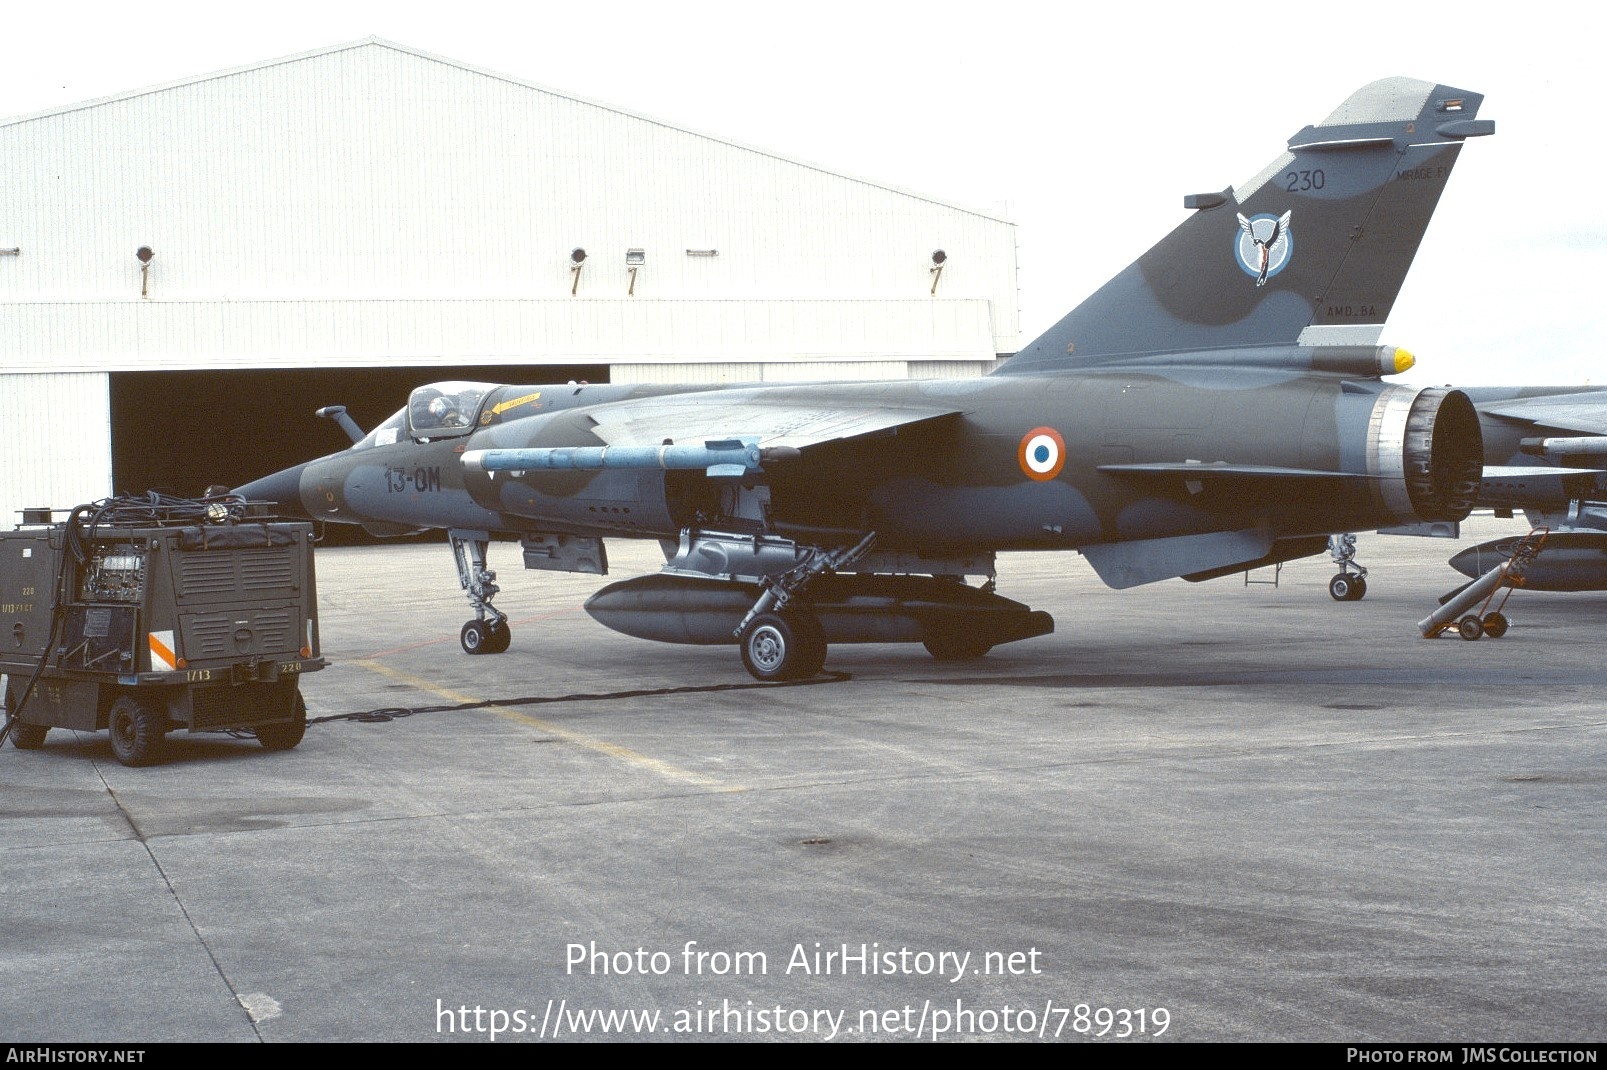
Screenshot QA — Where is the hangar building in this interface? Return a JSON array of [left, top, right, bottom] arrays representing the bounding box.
[[0, 38, 1019, 517]]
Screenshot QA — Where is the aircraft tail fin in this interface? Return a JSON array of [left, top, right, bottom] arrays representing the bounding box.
[[997, 78, 1492, 374]]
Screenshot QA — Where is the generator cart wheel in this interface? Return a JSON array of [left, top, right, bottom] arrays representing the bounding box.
[[108, 695, 167, 767], [1457, 614, 1485, 641], [1482, 612, 1509, 639], [7, 718, 47, 750], [254, 692, 308, 752]]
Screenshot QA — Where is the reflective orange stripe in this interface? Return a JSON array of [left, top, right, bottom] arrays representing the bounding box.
[[148, 632, 177, 671]]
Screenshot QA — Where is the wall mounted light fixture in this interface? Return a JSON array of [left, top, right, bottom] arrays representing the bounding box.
[[136, 246, 154, 298], [626, 248, 645, 295], [929, 249, 947, 294], [570, 247, 587, 295]]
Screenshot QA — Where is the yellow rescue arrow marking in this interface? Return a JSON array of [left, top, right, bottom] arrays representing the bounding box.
[[490, 392, 542, 416]]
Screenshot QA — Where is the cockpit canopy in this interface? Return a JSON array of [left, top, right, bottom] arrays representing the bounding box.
[[406, 382, 496, 439], [353, 382, 498, 450]]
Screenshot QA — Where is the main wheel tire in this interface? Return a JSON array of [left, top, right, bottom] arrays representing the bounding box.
[[461, 619, 490, 655], [254, 692, 308, 752], [792, 616, 828, 679], [739, 611, 826, 682], [108, 695, 166, 767], [1482, 611, 1509, 639], [484, 619, 512, 654], [922, 629, 993, 661], [8, 719, 47, 749], [1329, 573, 1365, 601], [1457, 614, 1484, 641]]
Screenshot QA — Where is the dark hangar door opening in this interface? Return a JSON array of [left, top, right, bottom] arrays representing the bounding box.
[[109, 364, 610, 540]]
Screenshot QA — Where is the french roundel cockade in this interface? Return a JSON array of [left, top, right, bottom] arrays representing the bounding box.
[[1018, 427, 1066, 481]]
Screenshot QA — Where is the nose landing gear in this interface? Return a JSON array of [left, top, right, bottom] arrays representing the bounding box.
[[451, 529, 511, 655]]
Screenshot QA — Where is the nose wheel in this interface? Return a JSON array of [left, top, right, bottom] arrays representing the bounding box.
[[461, 617, 512, 655], [1328, 572, 1367, 601]]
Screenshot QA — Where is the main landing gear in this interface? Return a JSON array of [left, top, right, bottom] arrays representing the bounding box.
[[583, 529, 1055, 678], [450, 528, 511, 655], [1327, 533, 1368, 601], [738, 611, 827, 682], [732, 533, 876, 681]]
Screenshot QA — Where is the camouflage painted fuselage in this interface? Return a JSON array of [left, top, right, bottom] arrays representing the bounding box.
[[275, 357, 1479, 569]]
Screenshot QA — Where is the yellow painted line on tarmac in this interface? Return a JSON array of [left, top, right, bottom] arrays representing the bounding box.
[[352, 659, 742, 791]]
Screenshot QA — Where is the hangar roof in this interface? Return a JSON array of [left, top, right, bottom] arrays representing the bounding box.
[[0, 36, 1007, 223]]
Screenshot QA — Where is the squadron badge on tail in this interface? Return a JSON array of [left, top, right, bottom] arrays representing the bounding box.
[[1235, 210, 1293, 286]]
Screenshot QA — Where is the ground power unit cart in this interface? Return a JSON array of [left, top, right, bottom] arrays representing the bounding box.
[[0, 495, 325, 766]]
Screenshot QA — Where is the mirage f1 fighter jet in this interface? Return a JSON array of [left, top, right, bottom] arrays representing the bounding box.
[[237, 77, 1493, 680]]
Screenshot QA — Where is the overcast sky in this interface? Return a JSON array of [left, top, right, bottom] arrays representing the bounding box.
[[5, 2, 1603, 385]]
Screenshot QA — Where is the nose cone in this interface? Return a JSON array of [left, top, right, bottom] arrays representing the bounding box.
[[234, 462, 310, 518]]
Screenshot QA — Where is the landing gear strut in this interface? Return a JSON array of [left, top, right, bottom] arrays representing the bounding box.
[[732, 532, 875, 681], [450, 529, 511, 654], [1327, 533, 1368, 601]]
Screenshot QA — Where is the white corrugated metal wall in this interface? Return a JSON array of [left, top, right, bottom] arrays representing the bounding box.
[[0, 38, 1020, 514], [0, 40, 1016, 344]]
